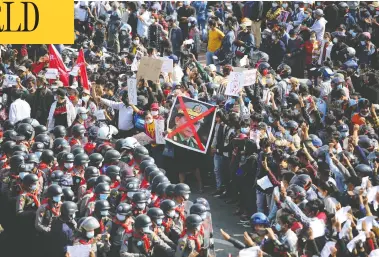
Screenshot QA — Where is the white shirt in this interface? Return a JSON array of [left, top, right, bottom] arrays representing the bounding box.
[[320, 79, 332, 99], [311, 17, 327, 41], [47, 98, 77, 131], [100, 98, 134, 131], [74, 4, 88, 22], [172, 65, 184, 84], [137, 11, 152, 38], [9, 98, 31, 124]]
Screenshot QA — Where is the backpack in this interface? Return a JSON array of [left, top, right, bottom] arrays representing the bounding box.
[[133, 113, 145, 131]]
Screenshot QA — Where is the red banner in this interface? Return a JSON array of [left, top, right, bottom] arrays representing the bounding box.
[[48, 45, 69, 86], [77, 49, 89, 91]]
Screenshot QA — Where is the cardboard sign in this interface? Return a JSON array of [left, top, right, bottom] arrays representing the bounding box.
[[45, 68, 59, 79], [127, 77, 137, 105], [155, 119, 165, 144], [243, 69, 257, 86], [136, 57, 163, 82], [158, 57, 173, 73], [3, 75, 18, 87], [225, 72, 244, 96]]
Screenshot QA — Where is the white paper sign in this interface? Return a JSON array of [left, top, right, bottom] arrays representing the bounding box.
[[67, 244, 91, 257], [347, 232, 366, 252], [225, 72, 244, 96], [159, 57, 173, 73], [367, 186, 379, 203], [257, 176, 273, 190], [3, 74, 18, 86], [155, 119, 165, 144], [357, 216, 378, 232], [339, 219, 352, 239], [70, 66, 80, 76], [243, 69, 257, 87], [127, 78, 137, 105], [309, 218, 326, 238], [45, 68, 59, 79], [94, 110, 106, 120], [362, 176, 369, 190], [335, 206, 351, 223], [320, 241, 336, 257]]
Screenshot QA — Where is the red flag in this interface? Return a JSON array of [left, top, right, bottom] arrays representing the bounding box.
[[48, 44, 69, 86], [76, 49, 89, 91]]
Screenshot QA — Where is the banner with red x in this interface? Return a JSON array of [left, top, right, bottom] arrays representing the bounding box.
[[166, 96, 216, 154]]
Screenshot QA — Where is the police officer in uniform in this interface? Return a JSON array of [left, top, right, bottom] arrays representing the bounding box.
[[120, 214, 175, 257], [131, 191, 148, 217], [175, 214, 205, 257], [85, 182, 111, 217], [68, 124, 87, 147], [160, 199, 182, 244], [173, 183, 191, 229], [147, 207, 176, 249], [72, 153, 90, 197], [92, 199, 112, 255]]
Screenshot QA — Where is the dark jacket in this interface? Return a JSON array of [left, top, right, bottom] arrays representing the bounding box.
[[128, 11, 138, 36], [324, 4, 339, 31], [243, 1, 263, 21], [29, 87, 54, 125]]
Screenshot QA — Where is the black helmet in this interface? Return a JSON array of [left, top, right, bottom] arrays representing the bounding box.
[[134, 214, 152, 229], [194, 198, 210, 211], [147, 207, 164, 221], [132, 191, 148, 203], [60, 201, 78, 220], [160, 199, 176, 213], [151, 175, 170, 193], [12, 151, 27, 159], [53, 125, 67, 138], [23, 173, 38, 186], [156, 182, 171, 197], [276, 63, 291, 77], [51, 170, 64, 183], [71, 146, 85, 156], [258, 62, 271, 75], [355, 164, 373, 176], [25, 153, 39, 164], [20, 118, 39, 127], [3, 130, 17, 142], [96, 175, 111, 185], [31, 142, 44, 152], [100, 145, 114, 156], [190, 204, 207, 220], [34, 125, 48, 136], [147, 168, 163, 183], [10, 155, 25, 169], [287, 92, 300, 106], [40, 149, 54, 164], [74, 153, 90, 166], [12, 144, 28, 154], [133, 146, 149, 161], [57, 151, 68, 165], [116, 203, 132, 216], [87, 177, 97, 190], [358, 136, 372, 149], [174, 183, 191, 197], [185, 214, 203, 229], [63, 152, 75, 163], [94, 200, 111, 216], [46, 184, 63, 198], [139, 159, 156, 173], [62, 187, 75, 201], [165, 184, 176, 198], [3, 120, 15, 131], [84, 166, 100, 180], [106, 165, 121, 179], [52, 138, 70, 155], [89, 153, 104, 167], [104, 149, 121, 164], [71, 124, 85, 137], [2, 141, 16, 155], [95, 182, 111, 194], [286, 120, 299, 130], [17, 123, 35, 140], [35, 133, 51, 149], [286, 184, 306, 200]]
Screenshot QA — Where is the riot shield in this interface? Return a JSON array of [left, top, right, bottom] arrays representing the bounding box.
[[183, 200, 193, 217], [203, 212, 216, 257]]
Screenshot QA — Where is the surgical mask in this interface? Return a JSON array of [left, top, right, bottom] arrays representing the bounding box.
[[370, 6, 375, 11], [318, 191, 325, 199], [19, 172, 28, 179], [117, 214, 126, 221], [183, 194, 190, 201], [377, 11, 379, 15], [167, 210, 176, 218], [127, 192, 135, 199], [151, 110, 159, 116], [142, 227, 151, 233], [272, 3, 278, 7], [351, 32, 357, 38], [200, 213, 207, 220], [349, 29, 354, 34], [156, 218, 163, 226], [86, 231, 95, 239], [207, 12, 212, 16], [80, 114, 88, 120], [282, 3, 288, 8], [104, 63, 110, 69], [317, 2, 321, 6], [82, 95, 90, 103], [241, 127, 249, 135], [137, 203, 146, 210], [64, 163, 74, 169], [99, 194, 109, 200], [336, 84, 342, 89], [146, 119, 153, 124], [133, 40, 139, 45], [224, 13, 229, 18], [275, 223, 282, 231], [333, 38, 338, 43], [53, 196, 61, 203], [361, 41, 366, 45], [100, 210, 109, 216], [35, 151, 42, 160], [31, 184, 37, 190]]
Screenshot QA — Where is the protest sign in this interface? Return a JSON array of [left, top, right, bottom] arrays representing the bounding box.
[[155, 119, 165, 144], [158, 57, 173, 73], [225, 72, 244, 96], [127, 77, 137, 105], [3, 75, 18, 87], [243, 69, 257, 86], [278, 10, 290, 22], [94, 110, 106, 121], [133, 132, 154, 146], [45, 68, 59, 79], [166, 96, 216, 154], [67, 245, 91, 257], [136, 57, 163, 82]]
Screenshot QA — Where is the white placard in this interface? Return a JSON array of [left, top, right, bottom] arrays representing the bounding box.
[[45, 68, 59, 79], [320, 241, 336, 257], [67, 244, 91, 257], [357, 216, 378, 232], [127, 78, 137, 105], [158, 57, 173, 73], [3, 75, 18, 87], [155, 119, 165, 144], [347, 232, 366, 252], [243, 69, 257, 86], [335, 206, 351, 223], [94, 110, 106, 120], [225, 72, 244, 96], [257, 176, 273, 190], [309, 218, 325, 238]]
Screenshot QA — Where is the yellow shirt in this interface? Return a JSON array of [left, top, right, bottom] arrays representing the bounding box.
[[207, 28, 225, 52]]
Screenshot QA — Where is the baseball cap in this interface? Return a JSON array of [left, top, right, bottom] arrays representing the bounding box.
[[314, 9, 324, 16], [17, 66, 27, 72]]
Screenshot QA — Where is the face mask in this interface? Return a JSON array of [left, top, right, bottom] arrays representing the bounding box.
[[376, 11, 379, 15], [183, 194, 190, 201], [370, 7, 375, 11], [99, 194, 109, 200], [241, 127, 249, 135], [127, 192, 135, 199], [156, 218, 163, 226], [282, 3, 288, 8], [137, 203, 146, 210], [271, 36, 276, 40], [69, 95, 76, 102], [35, 151, 42, 160], [200, 213, 207, 220], [272, 3, 278, 7], [19, 172, 28, 179], [82, 95, 90, 103], [351, 32, 357, 38], [100, 210, 109, 216], [151, 110, 159, 116], [224, 13, 229, 18], [133, 40, 139, 45], [104, 63, 110, 69], [31, 184, 37, 190], [86, 231, 95, 239], [318, 191, 325, 199], [80, 114, 88, 120], [167, 210, 176, 218], [275, 223, 282, 231], [333, 38, 338, 43], [53, 196, 61, 203], [146, 119, 153, 124], [361, 41, 366, 45], [336, 84, 342, 89], [117, 214, 126, 221], [142, 227, 151, 233], [64, 163, 74, 169]]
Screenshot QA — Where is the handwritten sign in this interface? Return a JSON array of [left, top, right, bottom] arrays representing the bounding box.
[[243, 69, 257, 86], [155, 119, 165, 144], [225, 72, 244, 96], [127, 77, 137, 105], [136, 57, 163, 82], [3, 75, 19, 87], [45, 68, 59, 79], [158, 57, 173, 73]]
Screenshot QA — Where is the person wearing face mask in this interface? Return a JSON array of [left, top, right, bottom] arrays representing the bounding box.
[[92, 200, 111, 249], [356, 32, 376, 67], [175, 214, 205, 257], [73, 216, 104, 257], [286, 30, 305, 78], [318, 32, 333, 66], [304, 32, 321, 77], [85, 182, 111, 217], [7, 155, 26, 198], [37, 149, 55, 182], [160, 199, 182, 243], [71, 153, 90, 196], [269, 32, 286, 70], [147, 207, 176, 249], [131, 191, 148, 217], [266, 1, 282, 27]]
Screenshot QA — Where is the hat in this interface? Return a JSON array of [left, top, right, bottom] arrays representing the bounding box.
[[241, 18, 252, 27], [337, 124, 349, 132], [168, 54, 179, 63], [17, 66, 26, 72], [151, 103, 159, 110], [314, 9, 324, 16], [177, 102, 207, 120], [370, 2, 379, 8], [56, 88, 66, 97], [208, 64, 217, 72]]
